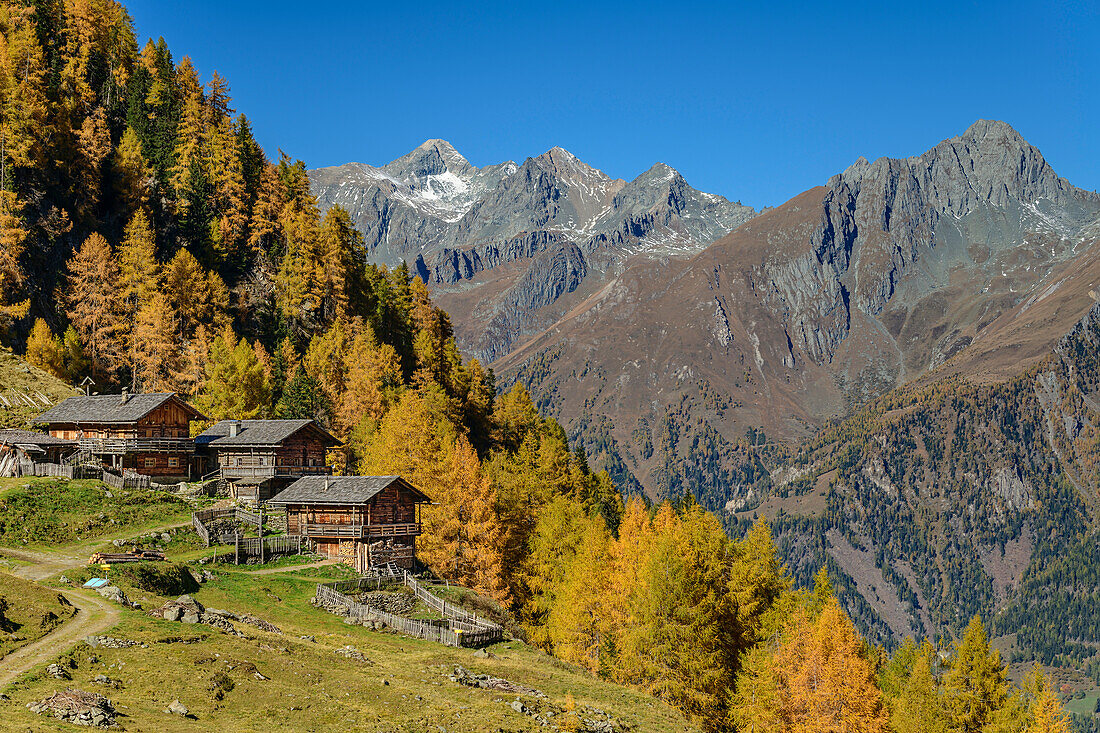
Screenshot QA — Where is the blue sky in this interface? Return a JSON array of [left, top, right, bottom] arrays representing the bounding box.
[[125, 1, 1099, 209]]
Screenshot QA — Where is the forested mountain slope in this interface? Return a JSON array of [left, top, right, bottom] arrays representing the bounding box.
[[0, 1, 1092, 729], [737, 298, 1100, 673]]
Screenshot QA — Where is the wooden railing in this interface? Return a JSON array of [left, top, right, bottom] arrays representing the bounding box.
[[215, 464, 333, 480], [296, 522, 421, 539], [79, 437, 194, 454], [314, 574, 503, 648]]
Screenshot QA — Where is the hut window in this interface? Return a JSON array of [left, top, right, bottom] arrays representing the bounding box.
[[168, 457, 179, 468], [144, 458, 156, 468]]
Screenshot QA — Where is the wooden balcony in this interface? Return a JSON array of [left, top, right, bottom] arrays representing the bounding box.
[[297, 522, 421, 539], [216, 464, 333, 481], [79, 437, 194, 455]]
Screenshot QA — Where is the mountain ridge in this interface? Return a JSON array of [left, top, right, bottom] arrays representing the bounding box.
[[310, 139, 759, 361]]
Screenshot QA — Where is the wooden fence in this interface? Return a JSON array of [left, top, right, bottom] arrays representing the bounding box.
[[32, 462, 73, 478], [233, 533, 302, 561], [100, 469, 151, 490], [314, 574, 503, 648], [192, 506, 304, 563], [192, 507, 263, 547], [404, 574, 500, 631], [4, 458, 153, 491]]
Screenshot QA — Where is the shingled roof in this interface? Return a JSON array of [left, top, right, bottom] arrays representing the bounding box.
[[268, 475, 430, 506], [35, 393, 205, 424], [0, 429, 75, 448], [196, 420, 342, 448]]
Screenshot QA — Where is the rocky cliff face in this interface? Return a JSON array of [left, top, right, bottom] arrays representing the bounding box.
[[310, 141, 757, 362], [493, 121, 1100, 506]]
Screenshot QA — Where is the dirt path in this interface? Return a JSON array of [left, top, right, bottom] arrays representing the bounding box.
[[0, 521, 188, 686], [0, 588, 120, 687], [241, 559, 338, 575], [0, 546, 89, 581], [0, 518, 190, 582]]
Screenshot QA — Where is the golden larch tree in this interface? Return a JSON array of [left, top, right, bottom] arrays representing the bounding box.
[[132, 293, 180, 393], [65, 232, 125, 379], [25, 318, 64, 378], [417, 435, 509, 604]]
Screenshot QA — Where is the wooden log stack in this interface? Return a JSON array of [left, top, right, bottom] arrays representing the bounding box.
[[88, 549, 166, 564]]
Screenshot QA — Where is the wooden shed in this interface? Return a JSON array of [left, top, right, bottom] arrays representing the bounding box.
[[269, 475, 431, 572], [0, 429, 76, 476]]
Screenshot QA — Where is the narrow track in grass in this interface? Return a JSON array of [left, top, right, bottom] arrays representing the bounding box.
[[0, 518, 191, 686], [0, 588, 120, 686], [240, 559, 339, 575]]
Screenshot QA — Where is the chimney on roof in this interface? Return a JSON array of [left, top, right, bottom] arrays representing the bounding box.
[[323, 476, 330, 492], [228, 421, 241, 438], [118, 387, 130, 405]]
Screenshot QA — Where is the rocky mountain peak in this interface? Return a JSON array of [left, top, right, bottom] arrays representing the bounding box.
[[383, 138, 473, 180], [637, 162, 682, 185], [532, 146, 614, 183], [961, 118, 1026, 144]]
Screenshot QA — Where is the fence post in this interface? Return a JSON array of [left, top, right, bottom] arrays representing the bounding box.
[[235, 534, 239, 565]]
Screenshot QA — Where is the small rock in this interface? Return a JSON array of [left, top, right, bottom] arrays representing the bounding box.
[[45, 663, 71, 679], [180, 610, 200, 624], [511, 699, 526, 714], [58, 575, 70, 585], [84, 635, 137, 649], [299, 635, 315, 643], [163, 607, 182, 623], [165, 699, 189, 716]]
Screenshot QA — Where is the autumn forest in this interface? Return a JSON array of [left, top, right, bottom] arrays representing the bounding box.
[[0, 1, 1082, 731]]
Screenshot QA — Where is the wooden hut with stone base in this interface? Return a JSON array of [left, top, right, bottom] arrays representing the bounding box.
[[268, 475, 430, 573]]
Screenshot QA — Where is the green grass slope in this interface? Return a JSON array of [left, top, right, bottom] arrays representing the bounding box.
[[0, 347, 76, 429], [3, 562, 693, 732], [0, 478, 193, 548], [0, 573, 76, 659]]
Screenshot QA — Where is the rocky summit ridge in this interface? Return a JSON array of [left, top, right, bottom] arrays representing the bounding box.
[[490, 120, 1100, 500], [310, 140, 757, 360]]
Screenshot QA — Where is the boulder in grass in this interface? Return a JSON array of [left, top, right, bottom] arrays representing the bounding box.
[[45, 663, 71, 680], [165, 699, 189, 716]]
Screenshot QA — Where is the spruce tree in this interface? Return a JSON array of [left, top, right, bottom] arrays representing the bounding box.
[[274, 365, 330, 423]]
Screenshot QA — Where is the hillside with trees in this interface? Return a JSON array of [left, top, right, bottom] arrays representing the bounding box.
[[0, 1, 1087, 730]]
